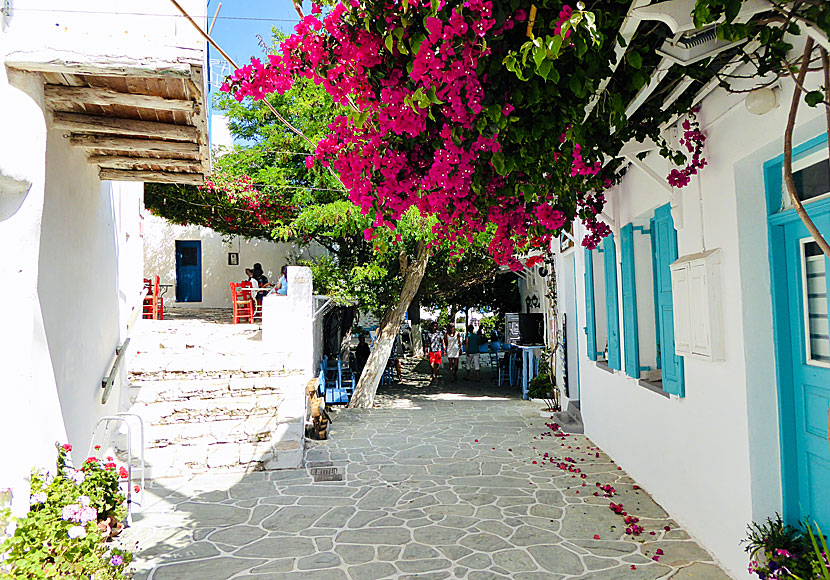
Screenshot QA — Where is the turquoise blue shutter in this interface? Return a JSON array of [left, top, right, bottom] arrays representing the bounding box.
[[603, 233, 621, 370], [584, 248, 597, 360], [620, 224, 640, 378], [653, 204, 685, 396]]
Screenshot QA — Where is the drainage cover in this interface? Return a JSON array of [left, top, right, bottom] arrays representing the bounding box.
[[309, 465, 345, 482]]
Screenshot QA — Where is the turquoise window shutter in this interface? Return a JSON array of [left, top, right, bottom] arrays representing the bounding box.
[[653, 204, 685, 396], [620, 224, 640, 378], [603, 233, 621, 370], [584, 248, 597, 360]]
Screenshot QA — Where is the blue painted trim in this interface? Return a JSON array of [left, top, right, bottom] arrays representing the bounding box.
[[584, 248, 597, 361], [769, 196, 830, 226], [620, 224, 640, 378], [650, 217, 662, 370], [764, 132, 829, 216], [764, 132, 829, 527], [571, 253, 581, 400], [639, 366, 652, 371], [603, 233, 622, 371], [653, 204, 684, 396], [631, 225, 652, 235]]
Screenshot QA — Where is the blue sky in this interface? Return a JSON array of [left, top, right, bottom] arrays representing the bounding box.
[[206, 0, 312, 90]]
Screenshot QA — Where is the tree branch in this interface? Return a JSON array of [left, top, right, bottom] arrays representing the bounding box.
[[784, 38, 830, 259]]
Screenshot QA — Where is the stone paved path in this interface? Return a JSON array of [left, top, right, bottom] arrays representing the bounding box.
[[121, 357, 733, 579]]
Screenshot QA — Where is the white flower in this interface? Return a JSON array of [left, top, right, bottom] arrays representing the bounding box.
[[61, 504, 80, 522], [29, 492, 47, 505], [77, 495, 90, 507], [69, 470, 85, 485], [67, 525, 87, 539], [78, 506, 97, 524]]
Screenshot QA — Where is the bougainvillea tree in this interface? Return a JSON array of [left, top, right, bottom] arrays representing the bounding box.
[[220, 0, 731, 405]]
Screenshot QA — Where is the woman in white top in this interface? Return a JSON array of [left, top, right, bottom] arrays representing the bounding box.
[[444, 324, 462, 382]]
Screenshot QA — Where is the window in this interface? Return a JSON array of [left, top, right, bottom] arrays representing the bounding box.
[[584, 233, 621, 370], [617, 204, 685, 396], [801, 239, 830, 366]]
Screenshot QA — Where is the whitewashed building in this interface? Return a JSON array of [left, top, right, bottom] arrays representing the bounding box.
[[521, 33, 830, 580], [141, 210, 320, 308], [0, 0, 209, 516]]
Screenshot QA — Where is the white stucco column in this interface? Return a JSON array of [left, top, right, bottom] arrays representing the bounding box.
[[0, 68, 51, 516], [262, 266, 314, 374]]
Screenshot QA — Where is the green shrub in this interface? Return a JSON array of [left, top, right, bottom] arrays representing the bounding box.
[[0, 443, 132, 579], [744, 514, 818, 579]]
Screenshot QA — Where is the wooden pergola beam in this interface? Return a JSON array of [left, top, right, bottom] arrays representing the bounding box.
[[99, 169, 205, 184], [45, 85, 195, 113], [87, 155, 202, 171], [69, 134, 201, 157], [53, 111, 198, 142], [5, 49, 196, 78]]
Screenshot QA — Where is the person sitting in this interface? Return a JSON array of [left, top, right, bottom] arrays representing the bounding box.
[[252, 263, 269, 307], [355, 333, 370, 376], [275, 265, 288, 296], [244, 268, 259, 290]]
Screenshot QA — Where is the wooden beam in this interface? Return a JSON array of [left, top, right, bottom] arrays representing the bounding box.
[[88, 155, 202, 171], [45, 85, 195, 113], [5, 49, 199, 78], [69, 134, 200, 157], [99, 169, 205, 185], [53, 111, 198, 142]]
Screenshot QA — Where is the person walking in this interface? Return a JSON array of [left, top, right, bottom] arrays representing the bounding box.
[[444, 324, 462, 381], [425, 322, 444, 382], [465, 324, 481, 381]]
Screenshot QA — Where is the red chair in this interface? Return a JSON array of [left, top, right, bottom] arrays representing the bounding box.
[[231, 282, 255, 324], [143, 276, 163, 320]]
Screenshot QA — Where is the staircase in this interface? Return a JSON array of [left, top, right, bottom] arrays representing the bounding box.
[[552, 400, 584, 434], [121, 369, 306, 479]]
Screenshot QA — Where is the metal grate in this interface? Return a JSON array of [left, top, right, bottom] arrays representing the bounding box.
[[309, 465, 345, 482]]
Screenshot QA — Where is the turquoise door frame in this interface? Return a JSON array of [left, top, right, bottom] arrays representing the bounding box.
[[765, 133, 830, 530]]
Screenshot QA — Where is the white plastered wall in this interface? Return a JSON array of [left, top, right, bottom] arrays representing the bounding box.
[[142, 213, 322, 308], [0, 67, 144, 515], [568, 67, 827, 579]]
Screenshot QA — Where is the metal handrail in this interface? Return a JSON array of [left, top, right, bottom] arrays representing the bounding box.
[[101, 285, 146, 405], [101, 338, 130, 405], [87, 413, 145, 526]]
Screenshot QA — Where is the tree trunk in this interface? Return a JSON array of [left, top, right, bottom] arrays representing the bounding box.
[[349, 241, 430, 408], [783, 38, 830, 260]]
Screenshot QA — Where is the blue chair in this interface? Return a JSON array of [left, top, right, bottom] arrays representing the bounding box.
[[338, 358, 356, 400], [321, 357, 349, 404], [381, 359, 394, 386]]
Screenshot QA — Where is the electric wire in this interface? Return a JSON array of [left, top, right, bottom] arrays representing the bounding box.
[[10, 7, 300, 24]]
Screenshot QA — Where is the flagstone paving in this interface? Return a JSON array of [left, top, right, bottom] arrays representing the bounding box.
[[120, 357, 733, 579]]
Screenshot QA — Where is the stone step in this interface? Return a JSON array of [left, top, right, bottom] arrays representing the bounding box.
[[552, 401, 584, 434], [121, 373, 307, 479]]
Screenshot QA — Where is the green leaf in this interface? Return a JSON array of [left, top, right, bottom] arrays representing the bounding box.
[[538, 60, 553, 81], [805, 90, 825, 107], [547, 34, 563, 58], [492, 152, 506, 175], [626, 50, 642, 69], [384, 34, 394, 52], [533, 45, 546, 68], [430, 0, 439, 14]]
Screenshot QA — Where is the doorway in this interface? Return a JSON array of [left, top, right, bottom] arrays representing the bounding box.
[[175, 240, 202, 302]]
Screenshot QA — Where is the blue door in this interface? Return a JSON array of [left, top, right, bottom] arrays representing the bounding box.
[[652, 204, 684, 396], [781, 215, 830, 530], [175, 240, 202, 302]]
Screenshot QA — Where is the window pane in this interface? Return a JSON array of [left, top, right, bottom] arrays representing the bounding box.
[[180, 246, 198, 267], [794, 158, 830, 202], [803, 241, 830, 364]]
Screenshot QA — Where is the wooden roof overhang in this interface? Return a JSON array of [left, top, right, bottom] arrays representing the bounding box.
[[6, 49, 210, 185]]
